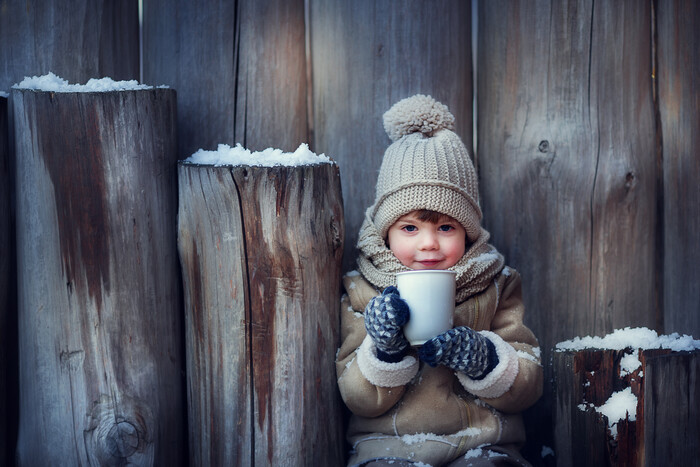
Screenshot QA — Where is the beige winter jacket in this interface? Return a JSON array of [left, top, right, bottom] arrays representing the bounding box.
[[336, 267, 543, 466]]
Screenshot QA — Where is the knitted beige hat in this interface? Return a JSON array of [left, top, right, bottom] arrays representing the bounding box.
[[369, 94, 482, 242]]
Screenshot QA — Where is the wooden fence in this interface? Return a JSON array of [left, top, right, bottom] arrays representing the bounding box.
[[1, 0, 698, 465]]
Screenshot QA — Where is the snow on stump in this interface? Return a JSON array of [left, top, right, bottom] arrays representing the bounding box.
[[178, 144, 345, 466], [12, 74, 184, 465], [553, 328, 700, 466]]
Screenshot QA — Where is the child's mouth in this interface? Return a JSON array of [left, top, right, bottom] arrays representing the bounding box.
[[417, 260, 442, 268]]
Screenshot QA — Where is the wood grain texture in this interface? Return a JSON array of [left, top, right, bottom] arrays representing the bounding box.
[[178, 162, 345, 465], [478, 1, 657, 456], [232, 163, 345, 466], [13, 88, 184, 465], [309, 0, 473, 272], [642, 350, 700, 464], [656, 0, 700, 337], [0, 0, 138, 90], [554, 350, 627, 466], [142, 0, 309, 160], [177, 166, 252, 466]]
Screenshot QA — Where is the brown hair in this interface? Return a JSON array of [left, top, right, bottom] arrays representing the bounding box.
[[414, 209, 451, 224]]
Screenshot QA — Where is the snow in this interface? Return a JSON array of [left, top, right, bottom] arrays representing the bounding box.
[[464, 447, 507, 460], [555, 327, 700, 352], [399, 428, 480, 447], [0, 91, 8, 98], [595, 387, 637, 438], [13, 72, 156, 92], [184, 143, 332, 167], [619, 353, 642, 377]]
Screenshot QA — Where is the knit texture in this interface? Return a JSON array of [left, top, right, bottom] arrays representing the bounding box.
[[370, 94, 481, 241], [419, 326, 499, 380], [364, 286, 410, 362]]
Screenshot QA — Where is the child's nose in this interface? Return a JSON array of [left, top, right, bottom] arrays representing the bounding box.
[[418, 231, 439, 250]]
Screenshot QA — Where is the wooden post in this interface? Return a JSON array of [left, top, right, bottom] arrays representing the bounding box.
[[554, 348, 700, 465], [309, 0, 473, 272], [178, 162, 345, 466], [0, 94, 16, 467], [657, 0, 700, 337], [13, 88, 185, 465]]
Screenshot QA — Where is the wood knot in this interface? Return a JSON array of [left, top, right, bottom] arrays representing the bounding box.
[[330, 214, 342, 250], [86, 394, 154, 465], [538, 140, 550, 153], [106, 421, 139, 458]]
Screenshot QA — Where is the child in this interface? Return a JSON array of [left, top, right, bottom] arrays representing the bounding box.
[[336, 95, 543, 466]]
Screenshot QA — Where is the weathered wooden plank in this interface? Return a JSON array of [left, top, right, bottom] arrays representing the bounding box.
[[142, 0, 309, 160], [231, 163, 345, 465], [656, 0, 700, 337], [177, 165, 252, 466], [478, 0, 657, 455], [479, 0, 657, 363], [0, 0, 138, 90], [0, 95, 16, 467], [13, 88, 184, 465], [642, 350, 700, 464], [310, 0, 473, 272]]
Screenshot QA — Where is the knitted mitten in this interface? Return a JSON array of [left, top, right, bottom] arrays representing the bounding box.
[[418, 326, 499, 380], [364, 286, 410, 363]]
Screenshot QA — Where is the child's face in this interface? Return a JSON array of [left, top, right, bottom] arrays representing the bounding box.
[[387, 211, 466, 270]]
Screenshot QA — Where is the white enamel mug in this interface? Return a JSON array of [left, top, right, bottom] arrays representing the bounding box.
[[396, 270, 456, 346]]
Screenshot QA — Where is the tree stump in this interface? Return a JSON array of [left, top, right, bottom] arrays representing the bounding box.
[[12, 88, 185, 465], [554, 348, 700, 466], [178, 161, 345, 466]]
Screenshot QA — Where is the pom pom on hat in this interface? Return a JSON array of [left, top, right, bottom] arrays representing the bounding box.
[[383, 94, 455, 142]]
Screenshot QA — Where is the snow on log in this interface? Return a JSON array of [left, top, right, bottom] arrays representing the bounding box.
[[12, 83, 184, 465], [178, 150, 345, 466], [553, 328, 700, 466]]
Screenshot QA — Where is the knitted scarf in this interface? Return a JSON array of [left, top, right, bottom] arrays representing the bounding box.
[[356, 211, 505, 303]]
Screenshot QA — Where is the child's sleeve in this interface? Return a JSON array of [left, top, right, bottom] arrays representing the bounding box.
[[335, 275, 419, 418], [456, 269, 543, 414]]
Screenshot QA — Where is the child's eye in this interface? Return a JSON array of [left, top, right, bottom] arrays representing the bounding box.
[[438, 224, 455, 232], [402, 225, 417, 232]]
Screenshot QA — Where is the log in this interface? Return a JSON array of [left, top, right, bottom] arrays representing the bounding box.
[[554, 348, 700, 465], [0, 95, 17, 467], [309, 0, 473, 272], [13, 88, 185, 465], [0, 0, 138, 90], [656, 0, 700, 337], [178, 161, 345, 466], [142, 0, 308, 159]]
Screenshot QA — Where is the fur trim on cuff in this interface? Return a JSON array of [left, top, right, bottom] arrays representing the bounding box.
[[456, 331, 519, 399], [356, 335, 419, 388]]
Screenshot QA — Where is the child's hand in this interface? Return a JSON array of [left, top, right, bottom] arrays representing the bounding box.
[[364, 286, 410, 363], [418, 326, 499, 380]]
